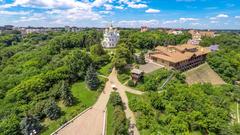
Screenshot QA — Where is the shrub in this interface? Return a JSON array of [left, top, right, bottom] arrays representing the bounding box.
[[44, 101, 61, 120], [128, 80, 135, 87]]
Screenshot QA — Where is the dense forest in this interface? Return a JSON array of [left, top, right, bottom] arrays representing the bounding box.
[[128, 84, 240, 135], [1, 29, 240, 135], [201, 34, 240, 84], [127, 69, 240, 134], [0, 30, 109, 135], [119, 30, 191, 50]]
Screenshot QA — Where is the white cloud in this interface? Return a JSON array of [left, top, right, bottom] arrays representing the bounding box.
[[163, 17, 199, 24], [163, 17, 198, 24], [191, 22, 200, 26], [118, 0, 148, 9], [128, 2, 147, 8], [117, 19, 159, 27], [210, 17, 217, 20], [0, 10, 30, 15], [92, 0, 108, 7], [52, 8, 102, 21], [14, 13, 46, 22], [210, 21, 218, 24], [179, 17, 199, 22], [115, 5, 124, 9], [163, 20, 178, 24], [1, 0, 92, 10], [104, 4, 113, 10], [216, 14, 229, 18], [235, 16, 240, 19], [99, 10, 113, 14], [145, 8, 160, 13]]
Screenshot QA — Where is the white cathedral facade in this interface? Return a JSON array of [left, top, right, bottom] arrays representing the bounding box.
[[101, 25, 119, 48]]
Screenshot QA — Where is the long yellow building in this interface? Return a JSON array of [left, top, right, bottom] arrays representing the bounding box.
[[149, 44, 210, 71]]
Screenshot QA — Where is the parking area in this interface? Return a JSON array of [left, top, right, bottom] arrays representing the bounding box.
[[139, 62, 164, 74]]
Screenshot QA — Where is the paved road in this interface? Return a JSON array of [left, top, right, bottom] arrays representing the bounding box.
[[56, 74, 113, 135], [55, 68, 142, 135]]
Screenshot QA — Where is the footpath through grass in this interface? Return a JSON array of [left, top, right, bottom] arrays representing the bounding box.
[[106, 92, 129, 135], [41, 81, 100, 135]]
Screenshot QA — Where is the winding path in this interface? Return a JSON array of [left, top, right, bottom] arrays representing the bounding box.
[[110, 68, 142, 135], [53, 68, 142, 135]]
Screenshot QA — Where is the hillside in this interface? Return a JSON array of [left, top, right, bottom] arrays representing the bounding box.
[[184, 63, 226, 85]]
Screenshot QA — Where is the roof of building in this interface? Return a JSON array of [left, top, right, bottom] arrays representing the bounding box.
[[209, 44, 219, 51], [131, 69, 144, 74], [151, 44, 210, 63]]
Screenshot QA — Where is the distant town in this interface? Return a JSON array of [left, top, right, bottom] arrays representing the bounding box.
[[1, 25, 240, 36]]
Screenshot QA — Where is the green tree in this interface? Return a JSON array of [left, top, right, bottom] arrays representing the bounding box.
[[44, 100, 61, 120], [90, 44, 105, 56], [109, 92, 123, 107], [0, 114, 20, 135], [60, 81, 74, 106], [138, 52, 146, 64], [20, 115, 41, 135], [85, 64, 100, 90]]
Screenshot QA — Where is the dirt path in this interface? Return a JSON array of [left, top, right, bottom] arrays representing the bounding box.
[[110, 68, 141, 135]]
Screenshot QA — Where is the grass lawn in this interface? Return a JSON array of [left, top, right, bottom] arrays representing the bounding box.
[[41, 81, 100, 135], [106, 101, 114, 135], [117, 72, 131, 84], [126, 91, 142, 101], [99, 63, 112, 76]]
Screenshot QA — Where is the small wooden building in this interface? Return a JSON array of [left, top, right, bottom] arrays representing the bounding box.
[[131, 69, 144, 82]]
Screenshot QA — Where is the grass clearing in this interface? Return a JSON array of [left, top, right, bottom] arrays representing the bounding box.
[[99, 63, 112, 76], [106, 101, 114, 135], [41, 81, 100, 135], [117, 72, 131, 84], [184, 63, 226, 85]]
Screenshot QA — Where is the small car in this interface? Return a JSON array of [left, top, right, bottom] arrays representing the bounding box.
[[111, 84, 117, 90]]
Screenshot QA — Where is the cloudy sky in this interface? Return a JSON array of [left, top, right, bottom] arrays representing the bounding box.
[[0, 0, 240, 29]]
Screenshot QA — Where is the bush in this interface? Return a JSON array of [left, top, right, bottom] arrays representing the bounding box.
[[44, 101, 61, 120], [128, 80, 135, 87], [109, 92, 123, 107], [20, 115, 41, 135]]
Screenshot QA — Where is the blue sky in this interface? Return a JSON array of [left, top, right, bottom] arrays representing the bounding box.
[[0, 0, 240, 29]]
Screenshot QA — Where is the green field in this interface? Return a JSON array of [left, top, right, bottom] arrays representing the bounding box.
[[106, 101, 114, 135], [41, 81, 100, 135]]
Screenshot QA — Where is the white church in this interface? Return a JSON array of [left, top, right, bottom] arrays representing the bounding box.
[[101, 25, 119, 48]]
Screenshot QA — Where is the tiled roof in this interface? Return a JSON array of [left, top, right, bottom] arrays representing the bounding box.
[[151, 44, 210, 63]]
